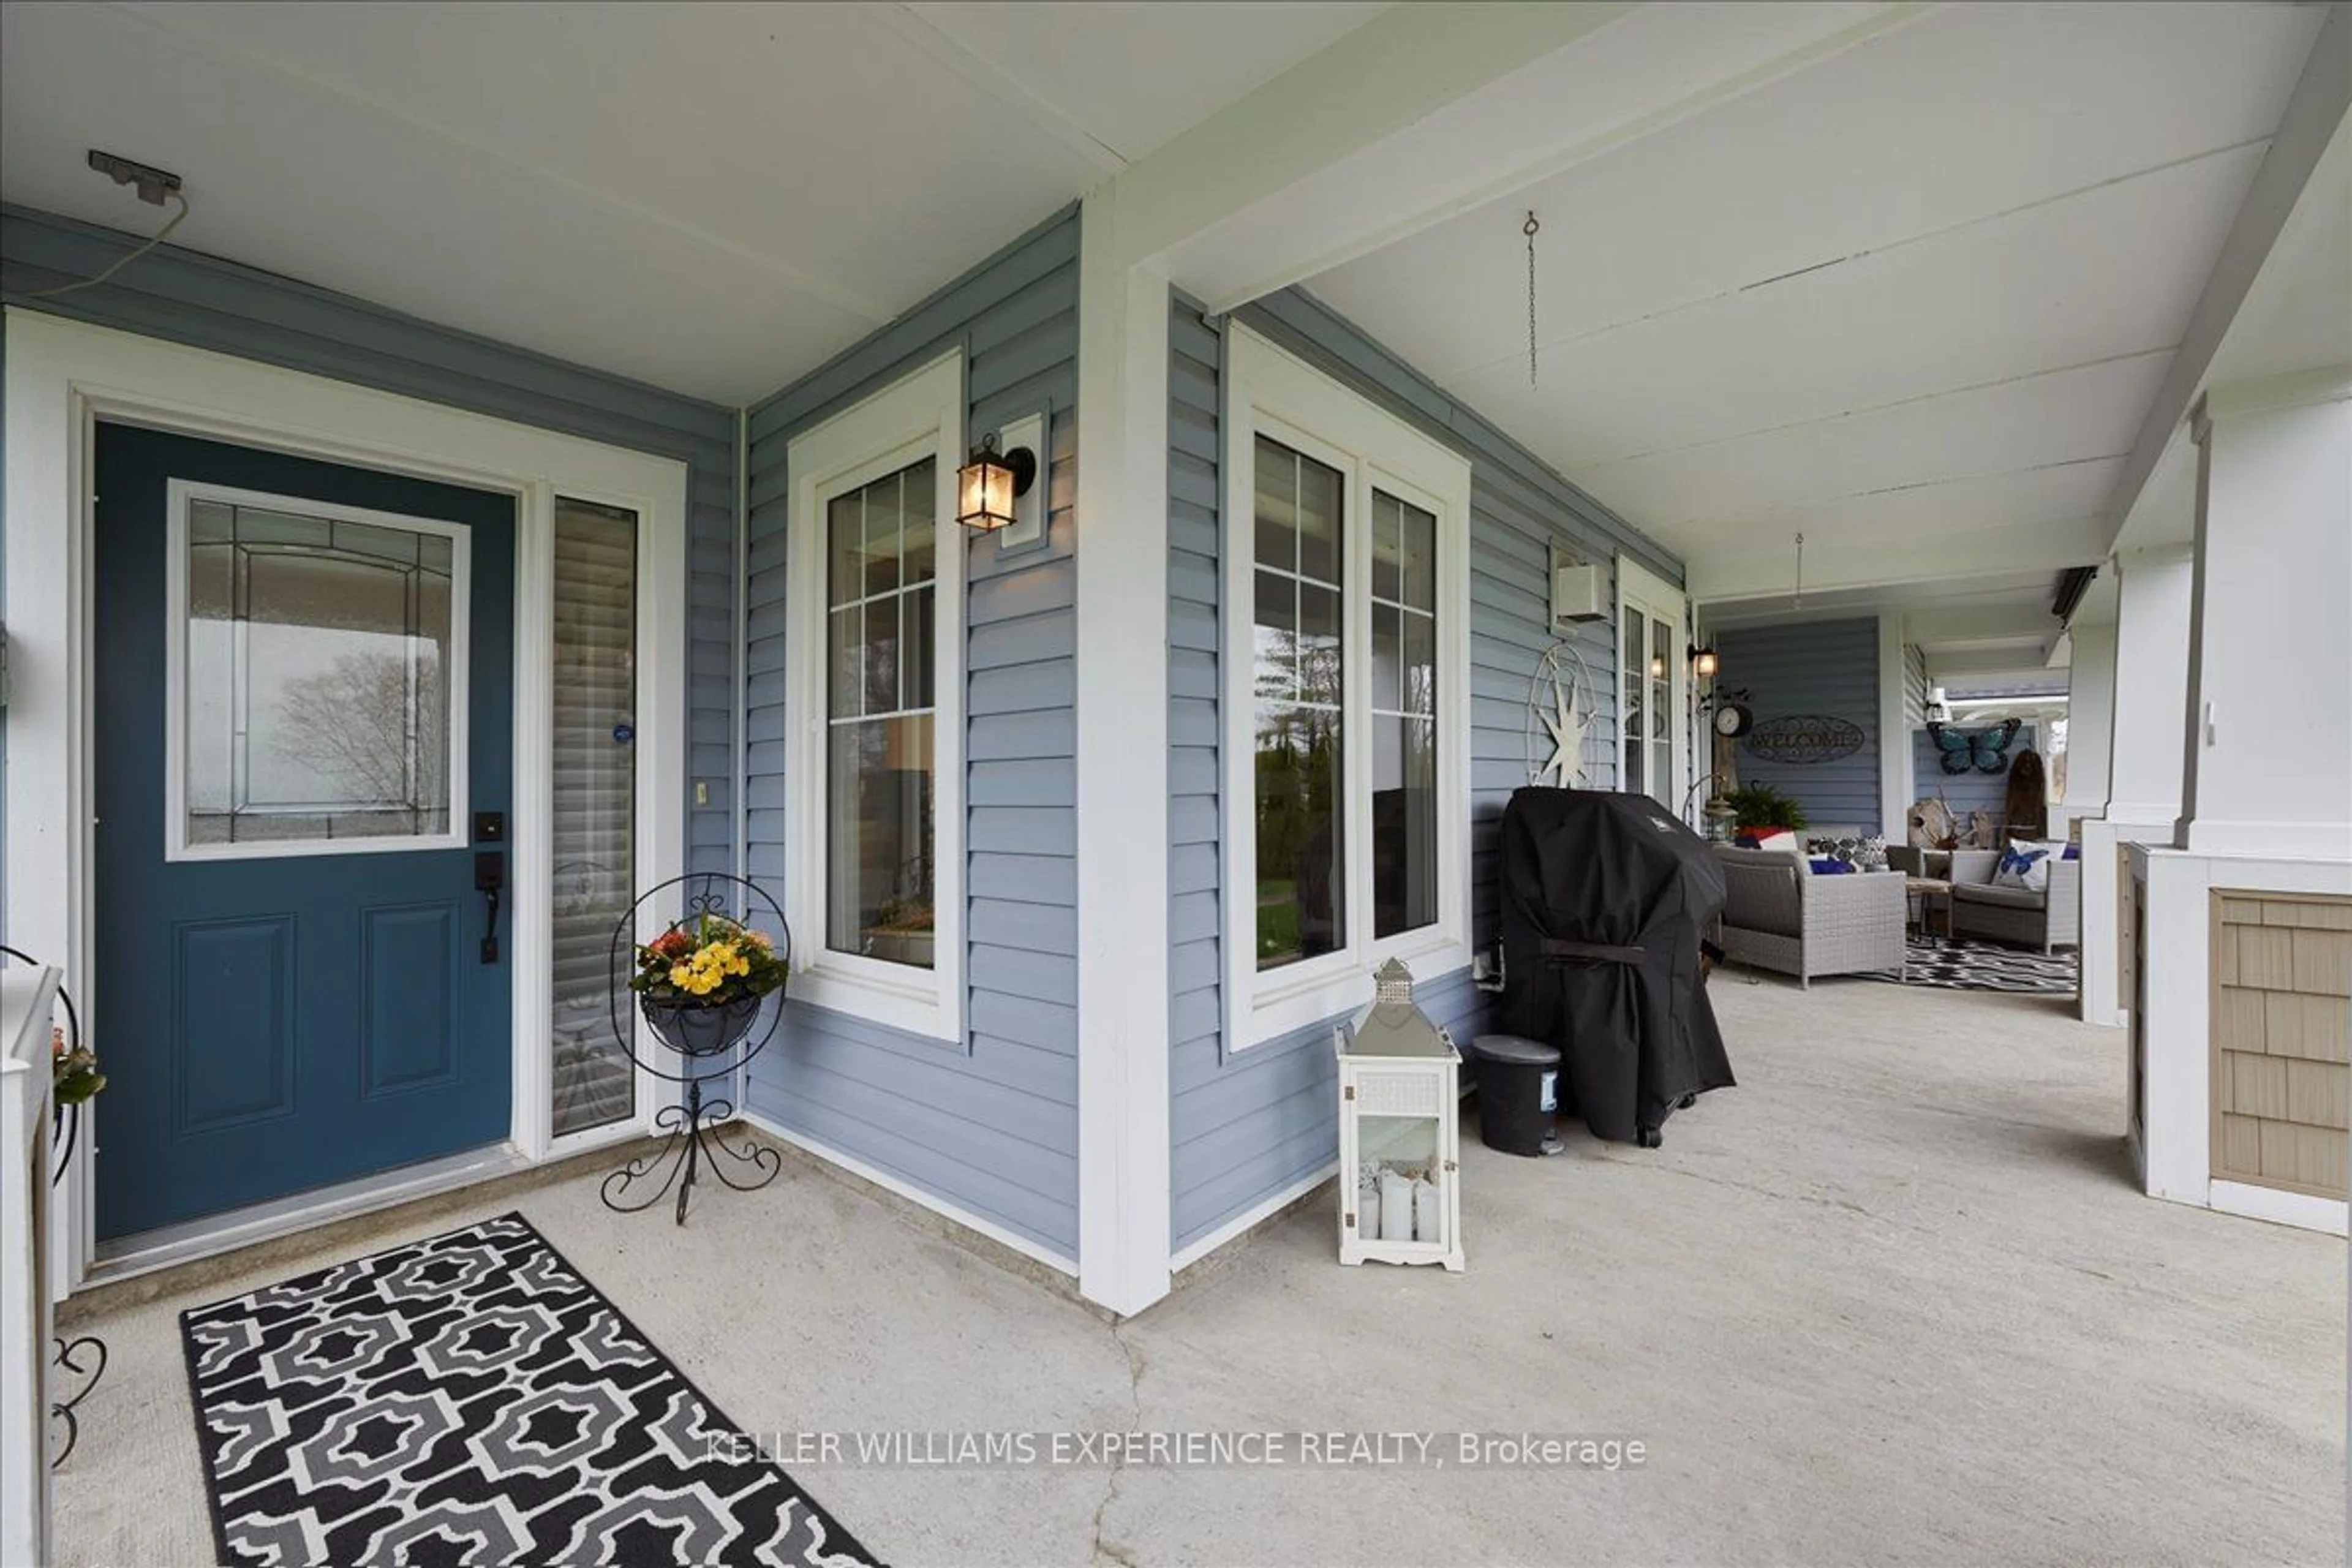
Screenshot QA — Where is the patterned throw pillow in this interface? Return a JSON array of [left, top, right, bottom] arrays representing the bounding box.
[[1806, 835, 1869, 867], [1995, 840, 2052, 892], [1858, 835, 1889, 871]]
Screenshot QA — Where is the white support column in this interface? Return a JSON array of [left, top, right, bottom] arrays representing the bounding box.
[[1072, 188, 1173, 1316], [2058, 620, 2116, 836], [2131, 369, 2352, 1235], [1875, 614, 1909, 842], [2106, 546, 2196, 830], [2062, 616, 2117, 1021], [2079, 546, 2195, 1027], [2180, 372, 2352, 859]]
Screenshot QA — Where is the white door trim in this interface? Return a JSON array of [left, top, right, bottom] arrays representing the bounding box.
[[2, 309, 688, 1292]]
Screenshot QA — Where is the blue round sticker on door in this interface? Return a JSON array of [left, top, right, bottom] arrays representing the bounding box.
[[611, 723, 635, 745]]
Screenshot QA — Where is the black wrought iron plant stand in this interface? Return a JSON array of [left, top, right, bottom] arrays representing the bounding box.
[[5, 944, 107, 1468], [598, 873, 788, 1224]]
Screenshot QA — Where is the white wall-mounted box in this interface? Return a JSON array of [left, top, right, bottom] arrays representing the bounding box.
[[1552, 562, 1606, 625]]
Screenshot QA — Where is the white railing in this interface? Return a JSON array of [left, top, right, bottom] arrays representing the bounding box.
[[2, 963, 62, 1568]]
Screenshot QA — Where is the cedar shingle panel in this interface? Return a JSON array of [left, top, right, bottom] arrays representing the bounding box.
[[2213, 891, 2352, 1199]]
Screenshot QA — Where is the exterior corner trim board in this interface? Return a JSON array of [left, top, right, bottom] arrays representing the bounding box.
[[1072, 191, 1175, 1315]]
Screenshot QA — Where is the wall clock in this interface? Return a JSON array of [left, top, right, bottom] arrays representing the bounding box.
[[1712, 701, 1754, 739]]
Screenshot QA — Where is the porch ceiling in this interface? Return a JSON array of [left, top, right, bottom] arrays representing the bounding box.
[[1303, 2, 2332, 590], [0, 1, 1385, 404]]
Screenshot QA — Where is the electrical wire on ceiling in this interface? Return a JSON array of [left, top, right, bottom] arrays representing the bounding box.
[[4, 190, 190, 303]]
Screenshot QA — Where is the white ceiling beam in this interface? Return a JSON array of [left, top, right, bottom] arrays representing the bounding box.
[[1903, 603, 2062, 647], [2101, 2, 2351, 542], [1117, 2, 1940, 309], [1924, 646, 2064, 680], [1686, 515, 2107, 605], [875, 4, 1129, 175]]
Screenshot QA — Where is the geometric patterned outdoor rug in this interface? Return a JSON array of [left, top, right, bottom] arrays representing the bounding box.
[[181, 1213, 882, 1567], [1868, 935, 2079, 995]]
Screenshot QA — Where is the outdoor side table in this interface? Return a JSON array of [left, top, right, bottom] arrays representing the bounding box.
[[1904, 876, 1954, 943]]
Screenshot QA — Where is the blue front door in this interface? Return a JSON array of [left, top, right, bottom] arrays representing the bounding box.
[[93, 424, 516, 1240]]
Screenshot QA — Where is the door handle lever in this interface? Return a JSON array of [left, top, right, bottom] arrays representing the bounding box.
[[475, 851, 505, 964]]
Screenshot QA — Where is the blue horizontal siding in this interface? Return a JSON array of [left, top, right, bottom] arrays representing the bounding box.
[[740, 206, 1080, 1259], [1717, 618, 1882, 834], [1167, 283, 1684, 1254], [1913, 723, 2040, 823]]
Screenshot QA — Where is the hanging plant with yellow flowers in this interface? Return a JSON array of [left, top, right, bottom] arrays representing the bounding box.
[[629, 910, 791, 1009]]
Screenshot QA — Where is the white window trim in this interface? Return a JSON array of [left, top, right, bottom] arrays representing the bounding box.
[[783, 350, 967, 1045], [1221, 325, 1472, 1051], [1616, 553, 1691, 816], [163, 480, 474, 862]]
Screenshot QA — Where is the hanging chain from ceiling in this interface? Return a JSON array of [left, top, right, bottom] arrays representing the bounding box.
[[1524, 211, 1541, 391]]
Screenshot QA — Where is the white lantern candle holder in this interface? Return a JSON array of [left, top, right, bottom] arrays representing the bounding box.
[[1335, 959, 1464, 1272]]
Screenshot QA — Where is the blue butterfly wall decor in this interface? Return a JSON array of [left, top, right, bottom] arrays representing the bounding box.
[[1927, 718, 2021, 775]]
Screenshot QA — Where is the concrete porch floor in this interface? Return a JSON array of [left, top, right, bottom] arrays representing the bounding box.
[[51, 976, 2345, 1568]]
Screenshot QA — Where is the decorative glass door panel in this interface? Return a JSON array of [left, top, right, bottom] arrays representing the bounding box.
[[175, 490, 465, 855]]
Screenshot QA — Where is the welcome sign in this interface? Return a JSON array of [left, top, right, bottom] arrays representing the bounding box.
[[1743, 714, 1865, 766]]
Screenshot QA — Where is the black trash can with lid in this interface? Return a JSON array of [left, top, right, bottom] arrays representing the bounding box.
[[1472, 1034, 1562, 1156]]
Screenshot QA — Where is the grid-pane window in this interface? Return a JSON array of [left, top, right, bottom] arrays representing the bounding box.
[[1370, 489, 1438, 938], [1620, 605, 1645, 796], [1649, 614, 1673, 804], [1252, 434, 1345, 970], [826, 459, 938, 969]]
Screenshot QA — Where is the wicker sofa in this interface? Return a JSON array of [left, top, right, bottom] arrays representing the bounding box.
[[1890, 846, 2081, 954], [1709, 845, 1909, 988]]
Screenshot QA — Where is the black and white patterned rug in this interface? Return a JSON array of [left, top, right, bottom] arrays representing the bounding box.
[[181, 1213, 881, 1567], [1870, 937, 2079, 994]]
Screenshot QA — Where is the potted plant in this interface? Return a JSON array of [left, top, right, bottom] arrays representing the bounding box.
[[629, 910, 791, 1058], [1720, 782, 1809, 836], [53, 1028, 104, 1107]]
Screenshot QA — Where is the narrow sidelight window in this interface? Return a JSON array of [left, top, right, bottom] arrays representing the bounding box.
[[550, 498, 639, 1138]]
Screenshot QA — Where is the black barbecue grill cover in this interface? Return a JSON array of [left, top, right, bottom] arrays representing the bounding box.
[[1497, 788, 1734, 1143]]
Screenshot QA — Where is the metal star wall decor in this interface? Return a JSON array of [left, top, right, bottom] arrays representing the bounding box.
[[1525, 641, 1595, 788], [1537, 679, 1590, 786]]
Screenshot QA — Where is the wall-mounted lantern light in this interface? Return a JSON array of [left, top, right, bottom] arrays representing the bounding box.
[[1689, 644, 1720, 680], [956, 432, 1037, 532]]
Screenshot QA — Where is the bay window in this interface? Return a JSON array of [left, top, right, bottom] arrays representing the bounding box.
[[1224, 327, 1472, 1049], [785, 352, 965, 1043]]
